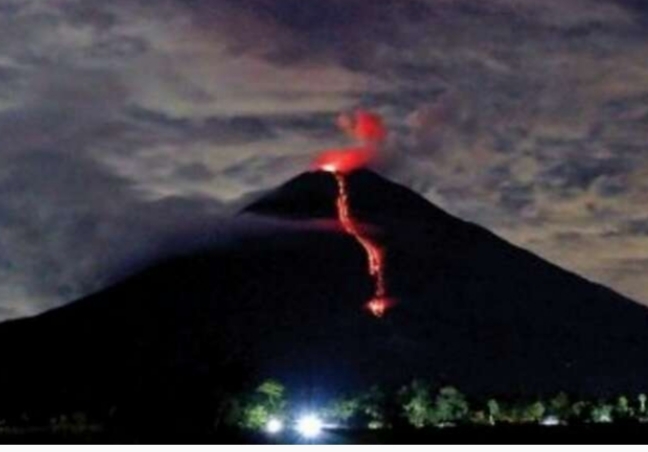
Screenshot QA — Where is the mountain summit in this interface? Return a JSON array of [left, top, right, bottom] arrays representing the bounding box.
[[243, 169, 454, 224], [1, 169, 648, 424]]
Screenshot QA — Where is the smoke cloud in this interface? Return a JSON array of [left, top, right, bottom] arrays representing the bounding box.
[[312, 110, 387, 173]]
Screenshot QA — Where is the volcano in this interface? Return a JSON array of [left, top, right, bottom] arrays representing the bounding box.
[[1, 169, 648, 425]]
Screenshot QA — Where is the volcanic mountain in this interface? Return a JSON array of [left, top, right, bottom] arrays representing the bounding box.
[[1, 169, 648, 425]]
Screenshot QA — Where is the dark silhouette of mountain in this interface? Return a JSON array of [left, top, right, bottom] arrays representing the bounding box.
[[243, 169, 454, 223], [1, 169, 648, 428]]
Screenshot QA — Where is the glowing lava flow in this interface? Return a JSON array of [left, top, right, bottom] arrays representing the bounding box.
[[314, 110, 393, 318], [331, 170, 391, 318]]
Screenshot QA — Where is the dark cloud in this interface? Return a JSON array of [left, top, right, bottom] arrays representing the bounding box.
[[615, 0, 648, 23], [182, 0, 436, 70]]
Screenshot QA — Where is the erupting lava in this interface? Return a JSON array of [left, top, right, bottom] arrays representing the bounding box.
[[314, 110, 393, 318], [333, 171, 391, 317]]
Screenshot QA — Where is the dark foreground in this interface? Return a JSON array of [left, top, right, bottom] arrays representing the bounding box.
[[2, 424, 648, 444]]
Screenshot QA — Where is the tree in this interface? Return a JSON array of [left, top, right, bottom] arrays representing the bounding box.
[[614, 395, 633, 421], [256, 380, 286, 414], [523, 401, 545, 424], [570, 400, 592, 424], [638, 394, 647, 418], [434, 386, 469, 426], [325, 397, 361, 424], [239, 379, 287, 431], [240, 405, 270, 431], [487, 399, 501, 425], [399, 380, 434, 428], [590, 401, 613, 424], [547, 392, 570, 422], [358, 385, 390, 429], [469, 410, 489, 425]]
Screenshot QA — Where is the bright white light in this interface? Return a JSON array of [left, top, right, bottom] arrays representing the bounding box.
[[541, 415, 561, 426], [321, 164, 337, 173], [296, 414, 323, 438], [266, 417, 283, 434]]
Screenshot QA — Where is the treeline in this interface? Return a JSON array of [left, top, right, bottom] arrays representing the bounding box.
[[233, 379, 648, 430], [3, 379, 648, 435]]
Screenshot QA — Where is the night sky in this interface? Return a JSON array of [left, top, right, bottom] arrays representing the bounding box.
[[1, 0, 647, 320]]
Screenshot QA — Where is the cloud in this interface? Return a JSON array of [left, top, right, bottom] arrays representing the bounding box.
[[0, 150, 226, 317]]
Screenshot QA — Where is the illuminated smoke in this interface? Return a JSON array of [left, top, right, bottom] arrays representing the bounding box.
[[313, 110, 393, 318], [312, 146, 374, 174], [339, 110, 387, 143], [311, 110, 386, 174]]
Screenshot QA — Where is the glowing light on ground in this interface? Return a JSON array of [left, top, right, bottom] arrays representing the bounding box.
[[265, 417, 283, 434], [296, 414, 323, 438]]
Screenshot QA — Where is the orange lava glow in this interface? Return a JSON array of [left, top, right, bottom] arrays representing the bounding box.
[[313, 109, 394, 318], [366, 297, 393, 318], [312, 146, 375, 174], [332, 171, 391, 318]]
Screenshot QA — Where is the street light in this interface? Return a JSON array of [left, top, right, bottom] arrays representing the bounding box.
[[296, 414, 323, 438], [266, 417, 284, 434]]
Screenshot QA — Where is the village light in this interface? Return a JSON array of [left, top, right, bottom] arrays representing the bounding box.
[[296, 413, 323, 438], [266, 417, 283, 434]]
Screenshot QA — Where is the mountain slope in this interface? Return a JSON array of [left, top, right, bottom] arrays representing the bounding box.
[[1, 169, 648, 423]]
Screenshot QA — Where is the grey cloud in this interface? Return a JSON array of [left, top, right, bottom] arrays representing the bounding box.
[[0, 151, 226, 318], [221, 154, 306, 187], [539, 157, 630, 194], [622, 219, 648, 236], [87, 36, 149, 59], [593, 175, 629, 197], [553, 231, 585, 244], [2, 0, 648, 319], [125, 107, 279, 144], [172, 163, 215, 182], [181, 0, 648, 306], [499, 183, 535, 214], [58, 1, 120, 31], [0, 0, 356, 318]]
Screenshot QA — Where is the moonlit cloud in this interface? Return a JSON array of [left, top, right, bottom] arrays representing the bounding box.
[[0, 0, 647, 319]]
